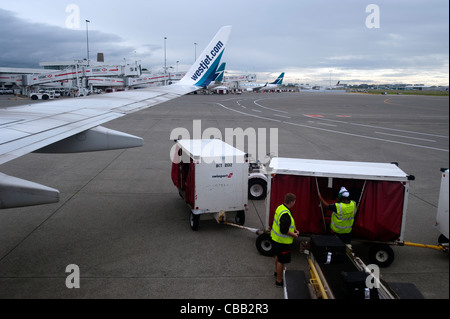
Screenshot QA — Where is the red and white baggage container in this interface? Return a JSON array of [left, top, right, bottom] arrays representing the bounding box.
[[258, 157, 415, 267], [171, 139, 248, 230]]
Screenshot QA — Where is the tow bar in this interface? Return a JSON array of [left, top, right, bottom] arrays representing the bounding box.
[[220, 221, 265, 235]]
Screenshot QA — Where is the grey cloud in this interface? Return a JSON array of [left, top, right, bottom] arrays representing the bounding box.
[[0, 9, 146, 67]]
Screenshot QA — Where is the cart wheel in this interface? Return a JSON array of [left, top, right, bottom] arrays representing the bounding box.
[[248, 179, 267, 200], [369, 244, 395, 267], [438, 234, 449, 245], [235, 211, 245, 226], [256, 233, 274, 256], [190, 212, 199, 231]]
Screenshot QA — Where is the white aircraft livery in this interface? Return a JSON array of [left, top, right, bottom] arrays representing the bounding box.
[[0, 26, 232, 209], [240, 72, 285, 92]]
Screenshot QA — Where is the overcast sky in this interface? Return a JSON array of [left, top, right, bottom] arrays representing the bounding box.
[[0, 0, 448, 85]]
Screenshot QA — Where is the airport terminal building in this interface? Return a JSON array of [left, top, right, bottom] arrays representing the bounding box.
[[0, 59, 187, 96], [0, 60, 261, 96]]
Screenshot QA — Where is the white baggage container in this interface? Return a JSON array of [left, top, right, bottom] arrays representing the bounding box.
[[171, 139, 248, 230], [436, 168, 449, 243], [256, 157, 415, 267]]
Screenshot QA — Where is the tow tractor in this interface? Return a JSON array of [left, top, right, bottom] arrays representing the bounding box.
[[248, 159, 267, 200], [29, 91, 55, 100]]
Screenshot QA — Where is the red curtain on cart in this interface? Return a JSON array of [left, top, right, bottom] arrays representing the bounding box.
[[269, 175, 325, 234], [352, 181, 405, 241], [269, 175, 406, 242], [171, 146, 181, 189], [171, 161, 181, 188], [185, 160, 196, 207]]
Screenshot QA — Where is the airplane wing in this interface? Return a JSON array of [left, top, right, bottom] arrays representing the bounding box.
[[0, 26, 232, 209], [252, 83, 268, 92]]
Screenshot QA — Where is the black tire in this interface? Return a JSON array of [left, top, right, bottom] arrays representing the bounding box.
[[256, 232, 274, 256], [42, 94, 49, 100], [369, 244, 395, 267], [235, 210, 245, 226], [438, 234, 449, 245], [248, 178, 267, 200], [190, 212, 199, 231], [31, 95, 38, 100]]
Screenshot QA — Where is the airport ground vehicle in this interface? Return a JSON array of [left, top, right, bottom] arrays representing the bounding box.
[[171, 139, 249, 230], [256, 157, 416, 267], [248, 160, 267, 200], [0, 88, 14, 94], [29, 91, 55, 100]]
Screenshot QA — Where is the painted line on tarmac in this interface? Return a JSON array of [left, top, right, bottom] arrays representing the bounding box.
[[283, 121, 448, 152], [236, 100, 247, 108], [350, 122, 448, 139], [304, 114, 448, 139], [254, 99, 290, 114], [273, 113, 291, 119], [216, 103, 281, 123], [375, 131, 436, 142], [217, 102, 448, 152]]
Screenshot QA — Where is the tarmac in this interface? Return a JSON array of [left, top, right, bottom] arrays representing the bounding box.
[[0, 92, 448, 299]]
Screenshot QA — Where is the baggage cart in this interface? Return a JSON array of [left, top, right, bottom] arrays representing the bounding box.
[[435, 168, 449, 245], [256, 157, 415, 267], [171, 139, 248, 230]]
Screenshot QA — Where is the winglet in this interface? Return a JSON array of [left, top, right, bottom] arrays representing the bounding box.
[[177, 26, 232, 88]]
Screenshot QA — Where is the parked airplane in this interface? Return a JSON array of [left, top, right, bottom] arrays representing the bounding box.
[[240, 72, 285, 92], [325, 81, 344, 90], [0, 26, 232, 209]]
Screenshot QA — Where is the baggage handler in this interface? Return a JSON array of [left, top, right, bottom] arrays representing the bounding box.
[[319, 187, 356, 244], [271, 193, 300, 287]]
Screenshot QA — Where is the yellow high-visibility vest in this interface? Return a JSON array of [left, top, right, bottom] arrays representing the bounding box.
[[271, 204, 296, 244], [331, 201, 356, 234]]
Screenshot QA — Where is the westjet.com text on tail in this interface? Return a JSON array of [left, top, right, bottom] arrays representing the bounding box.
[[190, 41, 224, 81]]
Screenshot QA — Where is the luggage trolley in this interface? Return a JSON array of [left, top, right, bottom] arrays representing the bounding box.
[[171, 139, 249, 230], [256, 157, 416, 267]]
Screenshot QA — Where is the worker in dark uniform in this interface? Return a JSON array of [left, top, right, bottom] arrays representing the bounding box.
[[271, 193, 299, 287], [319, 187, 356, 244]]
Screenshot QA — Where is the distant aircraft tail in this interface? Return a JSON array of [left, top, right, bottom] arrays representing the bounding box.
[[270, 72, 285, 85], [177, 26, 232, 88]]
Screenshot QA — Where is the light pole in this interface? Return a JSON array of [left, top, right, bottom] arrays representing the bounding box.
[[194, 42, 198, 62], [86, 20, 90, 66], [164, 37, 167, 85], [329, 70, 333, 89]]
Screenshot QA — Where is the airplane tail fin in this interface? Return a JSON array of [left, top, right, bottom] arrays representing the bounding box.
[[177, 26, 232, 88], [214, 62, 226, 83], [270, 72, 285, 85]]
